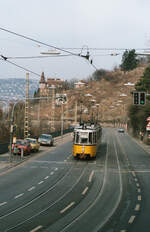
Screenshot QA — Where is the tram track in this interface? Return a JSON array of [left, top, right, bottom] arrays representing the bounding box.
[[3, 166, 88, 231], [50, 130, 123, 232]]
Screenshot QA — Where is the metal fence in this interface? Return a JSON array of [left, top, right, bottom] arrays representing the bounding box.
[[0, 143, 9, 155], [51, 128, 73, 138]]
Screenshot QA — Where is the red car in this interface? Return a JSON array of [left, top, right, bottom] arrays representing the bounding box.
[[12, 139, 31, 156]]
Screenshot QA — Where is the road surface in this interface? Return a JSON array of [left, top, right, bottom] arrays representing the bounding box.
[[0, 129, 150, 232]]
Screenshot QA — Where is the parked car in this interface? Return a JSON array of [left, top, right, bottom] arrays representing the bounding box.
[[12, 139, 31, 155], [26, 138, 40, 152], [38, 134, 54, 146]]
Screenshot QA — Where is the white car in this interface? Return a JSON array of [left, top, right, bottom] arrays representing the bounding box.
[[38, 134, 54, 146], [118, 128, 125, 133]]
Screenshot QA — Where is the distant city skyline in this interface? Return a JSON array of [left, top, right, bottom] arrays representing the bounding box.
[[0, 78, 39, 101]]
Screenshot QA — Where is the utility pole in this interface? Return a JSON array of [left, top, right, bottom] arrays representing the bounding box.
[[61, 103, 64, 140], [51, 85, 56, 132], [24, 73, 30, 138], [74, 100, 77, 125]]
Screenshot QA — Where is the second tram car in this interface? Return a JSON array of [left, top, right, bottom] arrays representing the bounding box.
[[73, 123, 102, 159]]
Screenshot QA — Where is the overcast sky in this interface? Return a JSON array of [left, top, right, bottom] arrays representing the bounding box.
[[0, 0, 150, 81]]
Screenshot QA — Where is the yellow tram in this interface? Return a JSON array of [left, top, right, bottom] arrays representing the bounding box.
[[73, 123, 102, 159]]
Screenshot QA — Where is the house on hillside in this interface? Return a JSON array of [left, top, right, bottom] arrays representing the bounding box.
[[74, 80, 87, 89], [39, 72, 65, 97]]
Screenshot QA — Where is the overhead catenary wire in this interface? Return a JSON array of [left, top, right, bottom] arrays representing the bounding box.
[[0, 27, 99, 69], [0, 27, 80, 57], [1, 57, 41, 77], [0, 53, 121, 61], [5, 54, 72, 60], [61, 47, 150, 51]]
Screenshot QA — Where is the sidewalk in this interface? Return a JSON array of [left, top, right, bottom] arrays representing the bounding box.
[[128, 133, 150, 155], [0, 153, 28, 175]]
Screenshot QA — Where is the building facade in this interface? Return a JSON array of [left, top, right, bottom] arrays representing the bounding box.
[[39, 72, 65, 97]]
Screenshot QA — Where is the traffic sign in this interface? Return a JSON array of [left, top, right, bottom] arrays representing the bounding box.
[[146, 126, 150, 131], [147, 117, 150, 121], [147, 122, 150, 126]]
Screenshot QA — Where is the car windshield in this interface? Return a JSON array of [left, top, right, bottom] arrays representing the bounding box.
[[30, 140, 37, 144], [16, 140, 26, 145], [27, 139, 37, 144], [40, 135, 52, 139]]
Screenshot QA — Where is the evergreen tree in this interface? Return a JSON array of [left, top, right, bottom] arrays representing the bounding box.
[[120, 49, 139, 71], [135, 65, 150, 92], [128, 65, 150, 137]]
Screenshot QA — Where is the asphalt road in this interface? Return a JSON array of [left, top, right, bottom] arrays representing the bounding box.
[[0, 129, 150, 232]]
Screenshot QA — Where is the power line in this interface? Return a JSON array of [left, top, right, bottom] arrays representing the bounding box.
[[6, 54, 72, 60], [0, 27, 99, 70], [1, 57, 40, 77], [0, 27, 80, 57], [61, 47, 150, 51]]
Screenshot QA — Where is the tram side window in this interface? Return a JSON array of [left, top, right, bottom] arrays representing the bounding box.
[[89, 132, 92, 144], [93, 132, 96, 143], [76, 132, 79, 143], [73, 132, 75, 141]]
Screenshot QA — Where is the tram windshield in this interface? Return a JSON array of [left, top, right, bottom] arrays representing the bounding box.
[[74, 131, 97, 144]]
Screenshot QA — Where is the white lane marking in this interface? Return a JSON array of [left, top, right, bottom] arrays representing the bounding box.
[[60, 202, 75, 214], [136, 183, 140, 187], [38, 181, 44, 185], [88, 170, 94, 183], [132, 171, 136, 177], [54, 167, 58, 171], [64, 160, 67, 162], [0, 202, 7, 207], [14, 193, 24, 199], [33, 160, 67, 164], [138, 195, 142, 201], [120, 230, 127, 232], [88, 161, 96, 164], [28, 187, 35, 192], [30, 225, 43, 232], [40, 166, 49, 169], [44, 176, 49, 180], [134, 170, 150, 173], [82, 186, 88, 195], [59, 138, 122, 232], [134, 178, 138, 182], [138, 188, 141, 193], [128, 215, 136, 224], [135, 204, 140, 211], [50, 171, 54, 175], [0, 167, 73, 224]]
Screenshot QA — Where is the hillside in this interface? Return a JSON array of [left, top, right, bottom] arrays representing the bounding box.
[[65, 66, 146, 123], [32, 65, 146, 129]]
